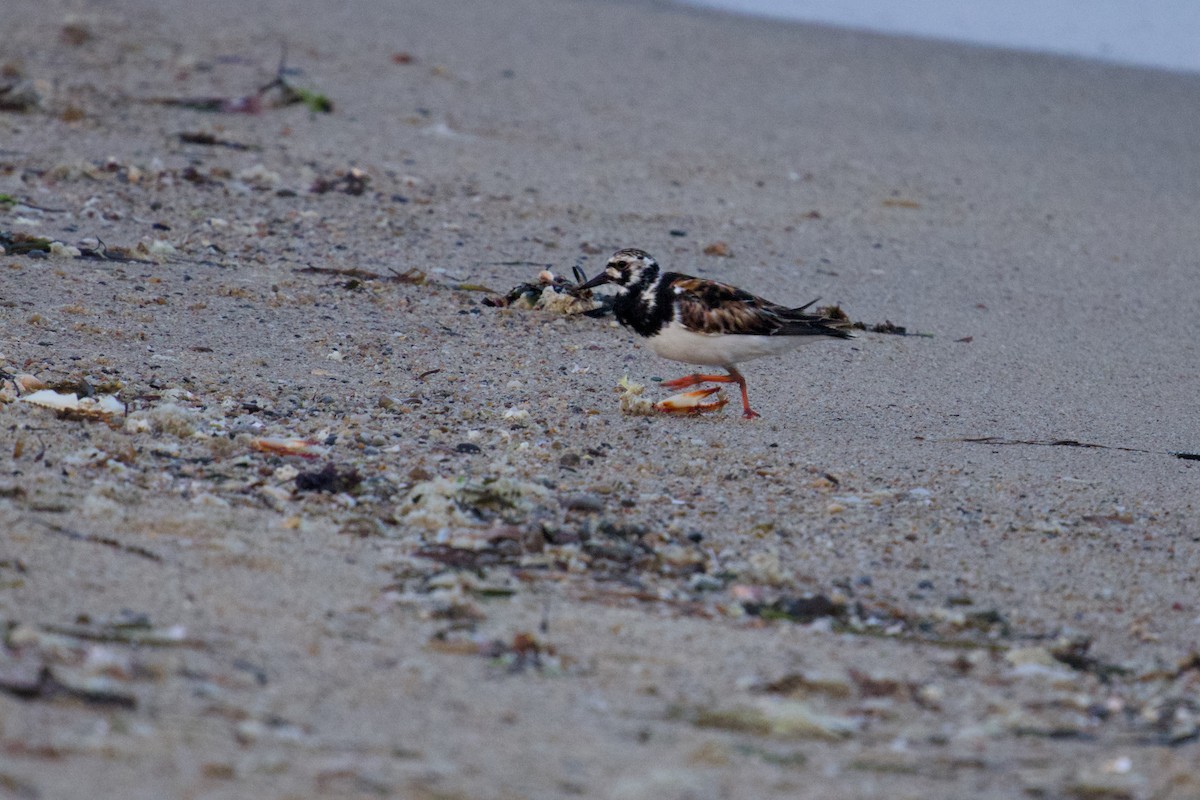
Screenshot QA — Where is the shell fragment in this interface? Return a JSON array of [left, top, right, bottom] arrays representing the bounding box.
[[19, 389, 125, 418]]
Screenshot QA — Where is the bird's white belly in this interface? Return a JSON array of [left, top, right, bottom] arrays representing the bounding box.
[[647, 322, 803, 367]]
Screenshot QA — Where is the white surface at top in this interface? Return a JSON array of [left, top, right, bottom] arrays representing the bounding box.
[[680, 0, 1200, 73]]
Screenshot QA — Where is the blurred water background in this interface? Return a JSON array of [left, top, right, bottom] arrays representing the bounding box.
[[680, 0, 1200, 73]]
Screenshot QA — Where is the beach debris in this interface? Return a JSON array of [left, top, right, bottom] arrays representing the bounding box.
[[488, 631, 562, 674], [617, 377, 656, 416], [294, 462, 362, 494], [428, 630, 566, 674], [276, 81, 333, 114], [958, 435, 1200, 462], [0, 71, 42, 112], [816, 304, 919, 336], [293, 264, 427, 286], [388, 266, 427, 284], [412, 531, 529, 570], [148, 91, 262, 115], [233, 715, 310, 747], [250, 436, 329, 459], [143, 48, 332, 114], [49, 241, 82, 258], [294, 265, 384, 281], [41, 611, 192, 647], [123, 402, 199, 437], [702, 241, 732, 257], [19, 389, 124, 420], [0, 231, 54, 255], [688, 698, 860, 740], [482, 266, 605, 316], [751, 670, 855, 700], [400, 475, 549, 531], [0, 230, 157, 263], [1136, 689, 1200, 746], [0, 661, 137, 708], [501, 407, 530, 423], [734, 587, 1022, 652], [0, 616, 190, 710], [177, 131, 254, 150], [1062, 769, 1146, 800], [156, 81, 328, 115], [617, 376, 728, 416], [310, 167, 370, 196], [0, 373, 46, 403], [34, 519, 163, 563], [560, 493, 605, 513], [742, 593, 847, 624], [862, 320, 908, 335]]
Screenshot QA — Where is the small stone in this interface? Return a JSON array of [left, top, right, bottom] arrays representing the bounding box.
[[687, 574, 724, 592], [561, 493, 604, 513]]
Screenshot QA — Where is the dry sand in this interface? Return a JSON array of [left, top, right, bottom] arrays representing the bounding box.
[[2, 0, 1199, 797]]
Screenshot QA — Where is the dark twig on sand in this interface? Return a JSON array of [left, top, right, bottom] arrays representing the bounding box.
[[955, 436, 1199, 461]]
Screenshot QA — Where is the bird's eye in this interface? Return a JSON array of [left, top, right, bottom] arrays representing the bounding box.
[[613, 261, 626, 269]]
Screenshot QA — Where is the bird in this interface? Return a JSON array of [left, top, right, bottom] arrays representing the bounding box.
[[577, 248, 854, 419]]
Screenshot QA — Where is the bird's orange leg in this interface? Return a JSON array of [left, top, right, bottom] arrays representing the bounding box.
[[661, 373, 733, 389], [727, 368, 758, 419], [662, 370, 758, 418]]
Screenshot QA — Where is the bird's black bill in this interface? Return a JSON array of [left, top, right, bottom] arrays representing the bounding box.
[[576, 272, 611, 291]]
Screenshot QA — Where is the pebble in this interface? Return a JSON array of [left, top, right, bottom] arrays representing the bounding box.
[[561, 493, 605, 513]]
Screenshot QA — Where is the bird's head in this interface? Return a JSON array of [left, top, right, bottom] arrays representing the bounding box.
[[577, 248, 659, 293]]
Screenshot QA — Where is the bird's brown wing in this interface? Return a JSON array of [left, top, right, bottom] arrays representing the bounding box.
[[669, 275, 785, 335], [671, 275, 856, 339]]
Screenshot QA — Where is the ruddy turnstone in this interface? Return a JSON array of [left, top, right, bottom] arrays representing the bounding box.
[[578, 248, 854, 418]]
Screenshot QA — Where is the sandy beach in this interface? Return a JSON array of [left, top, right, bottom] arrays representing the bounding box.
[[2, 0, 1199, 797]]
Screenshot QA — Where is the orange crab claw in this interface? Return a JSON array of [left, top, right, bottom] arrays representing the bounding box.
[[654, 386, 729, 415]]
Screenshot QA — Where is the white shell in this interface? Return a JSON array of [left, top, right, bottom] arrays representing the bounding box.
[[20, 389, 124, 416]]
